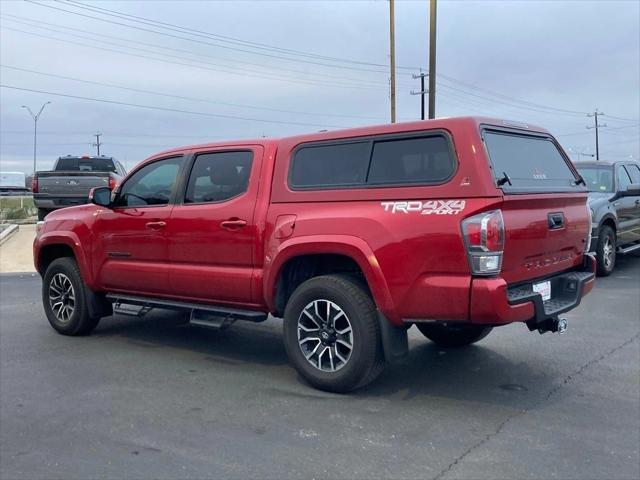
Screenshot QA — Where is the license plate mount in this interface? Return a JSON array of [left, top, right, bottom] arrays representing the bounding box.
[[533, 280, 552, 301]]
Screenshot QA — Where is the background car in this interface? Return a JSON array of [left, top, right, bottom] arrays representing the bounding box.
[[574, 160, 640, 275]]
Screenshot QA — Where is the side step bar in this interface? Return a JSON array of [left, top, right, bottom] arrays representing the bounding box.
[[618, 243, 640, 255], [106, 294, 267, 329]]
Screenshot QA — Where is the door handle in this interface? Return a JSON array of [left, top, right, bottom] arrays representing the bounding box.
[[145, 221, 167, 230], [220, 218, 247, 231], [635, 199, 640, 206]]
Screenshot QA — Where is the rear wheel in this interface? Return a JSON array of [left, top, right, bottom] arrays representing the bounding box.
[[283, 274, 384, 393], [595, 225, 616, 276], [37, 208, 49, 221], [42, 257, 100, 335], [416, 323, 492, 348]]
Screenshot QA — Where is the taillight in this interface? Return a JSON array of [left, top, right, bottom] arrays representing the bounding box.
[[461, 209, 505, 276], [31, 176, 38, 193], [108, 176, 118, 190]]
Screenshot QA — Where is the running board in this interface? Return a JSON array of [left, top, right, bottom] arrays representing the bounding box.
[[106, 294, 268, 326], [618, 243, 640, 255]]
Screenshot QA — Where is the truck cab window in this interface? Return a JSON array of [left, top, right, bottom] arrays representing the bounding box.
[[184, 151, 253, 204], [115, 157, 182, 207]]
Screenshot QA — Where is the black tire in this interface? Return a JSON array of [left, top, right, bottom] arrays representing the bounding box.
[[595, 225, 616, 276], [283, 274, 384, 393], [42, 257, 100, 335], [37, 208, 49, 221], [416, 323, 492, 348]]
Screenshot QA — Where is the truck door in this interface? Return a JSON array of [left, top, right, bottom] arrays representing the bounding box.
[[615, 165, 639, 245], [94, 156, 183, 295], [619, 164, 640, 243], [166, 147, 263, 305]]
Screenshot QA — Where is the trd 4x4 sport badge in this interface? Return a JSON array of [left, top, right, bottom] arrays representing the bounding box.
[[381, 200, 466, 215]]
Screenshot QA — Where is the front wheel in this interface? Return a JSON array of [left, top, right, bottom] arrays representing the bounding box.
[[283, 274, 384, 393], [42, 257, 100, 335], [595, 225, 616, 276], [416, 323, 492, 348]]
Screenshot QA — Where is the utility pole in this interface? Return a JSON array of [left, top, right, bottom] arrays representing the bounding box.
[[389, 0, 396, 123], [587, 109, 607, 161], [21, 101, 51, 174], [93, 132, 102, 156], [411, 70, 428, 120], [428, 0, 437, 119]]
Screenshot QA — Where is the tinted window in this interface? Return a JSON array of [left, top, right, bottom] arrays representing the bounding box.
[[484, 131, 579, 192], [289, 134, 455, 189], [575, 165, 614, 192], [290, 142, 370, 188], [617, 166, 633, 191], [185, 151, 253, 203], [55, 157, 116, 172], [368, 136, 454, 184], [116, 157, 182, 207], [625, 164, 640, 184]]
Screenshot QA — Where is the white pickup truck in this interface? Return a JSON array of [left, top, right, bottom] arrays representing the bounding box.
[[32, 156, 126, 220]]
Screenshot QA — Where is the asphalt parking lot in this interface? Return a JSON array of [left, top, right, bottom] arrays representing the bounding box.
[[1, 256, 639, 480]]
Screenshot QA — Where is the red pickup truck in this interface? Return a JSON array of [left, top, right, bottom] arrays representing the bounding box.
[[34, 117, 595, 392]]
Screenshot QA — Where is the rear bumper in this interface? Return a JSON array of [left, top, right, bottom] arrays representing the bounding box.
[[469, 254, 596, 325], [33, 194, 89, 209]]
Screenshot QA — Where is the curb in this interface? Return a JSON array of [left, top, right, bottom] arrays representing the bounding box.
[[0, 224, 19, 246]]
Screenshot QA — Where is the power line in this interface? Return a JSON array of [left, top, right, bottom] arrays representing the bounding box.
[[0, 84, 350, 128], [1, 13, 391, 89], [1, 65, 387, 121], [1, 130, 241, 139], [437, 74, 589, 116], [25, 0, 634, 121], [555, 124, 640, 137], [1, 24, 388, 92], [25, 0, 406, 75], [61, 0, 405, 70]]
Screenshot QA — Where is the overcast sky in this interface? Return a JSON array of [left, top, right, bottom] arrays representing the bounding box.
[[1, 0, 638, 174]]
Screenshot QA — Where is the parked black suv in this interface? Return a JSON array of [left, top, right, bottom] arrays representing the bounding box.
[[574, 160, 640, 275]]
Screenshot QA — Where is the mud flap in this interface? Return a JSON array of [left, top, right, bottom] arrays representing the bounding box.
[[377, 311, 409, 364], [86, 288, 113, 319]]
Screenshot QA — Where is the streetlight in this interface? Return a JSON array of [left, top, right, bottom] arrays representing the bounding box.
[[21, 101, 51, 174]]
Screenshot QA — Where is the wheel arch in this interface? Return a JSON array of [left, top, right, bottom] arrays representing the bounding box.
[[598, 213, 617, 234], [36, 233, 93, 287], [265, 235, 396, 322]]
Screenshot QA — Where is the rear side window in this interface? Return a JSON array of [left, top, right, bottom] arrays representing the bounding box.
[[289, 133, 455, 189], [625, 164, 640, 184], [55, 157, 116, 173], [368, 136, 454, 185], [289, 142, 370, 188], [483, 131, 579, 192], [184, 151, 253, 203], [617, 166, 633, 191]]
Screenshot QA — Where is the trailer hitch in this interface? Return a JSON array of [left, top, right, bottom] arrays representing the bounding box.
[[528, 317, 568, 335]]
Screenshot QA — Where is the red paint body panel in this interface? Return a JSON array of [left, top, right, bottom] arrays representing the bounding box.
[[34, 116, 594, 328]]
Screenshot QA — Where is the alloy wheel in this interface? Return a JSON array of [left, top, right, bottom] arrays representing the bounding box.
[[49, 273, 76, 324], [297, 299, 353, 372]]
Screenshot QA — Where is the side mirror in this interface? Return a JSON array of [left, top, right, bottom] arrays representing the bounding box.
[[89, 186, 112, 207], [621, 183, 640, 197]]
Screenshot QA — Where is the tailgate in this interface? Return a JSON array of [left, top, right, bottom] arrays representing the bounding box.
[[501, 194, 589, 284], [480, 127, 589, 284], [37, 171, 110, 196]]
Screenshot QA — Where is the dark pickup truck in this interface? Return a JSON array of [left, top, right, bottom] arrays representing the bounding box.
[[574, 160, 640, 275], [32, 156, 126, 220]]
